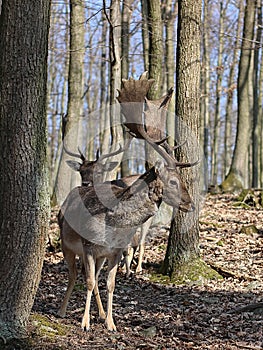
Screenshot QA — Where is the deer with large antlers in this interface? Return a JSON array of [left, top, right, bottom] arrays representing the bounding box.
[[58, 142, 196, 331], [57, 73, 198, 331]]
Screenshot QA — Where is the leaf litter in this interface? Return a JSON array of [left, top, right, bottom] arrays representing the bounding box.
[[30, 193, 263, 349]]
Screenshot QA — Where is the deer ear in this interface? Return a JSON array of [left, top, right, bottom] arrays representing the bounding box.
[[103, 162, 119, 172], [66, 160, 81, 171]]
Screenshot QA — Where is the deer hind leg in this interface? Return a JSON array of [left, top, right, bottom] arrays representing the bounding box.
[[81, 254, 95, 331], [94, 257, 106, 320], [135, 218, 152, 274], [122, 247, 134, 277], [58, 249, 77, 317], [105, 254, 121, 331]]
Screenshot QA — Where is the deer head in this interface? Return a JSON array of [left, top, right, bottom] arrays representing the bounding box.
[[63, 144, 127, 186]]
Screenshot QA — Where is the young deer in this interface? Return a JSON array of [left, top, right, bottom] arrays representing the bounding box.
[[58, 138, 197, 332], [63, 144, 125, 186]]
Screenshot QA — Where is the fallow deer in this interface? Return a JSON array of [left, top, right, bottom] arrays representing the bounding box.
[[63, 142, 152, 276], [58, 72, 198, 331], [58, 138, 197, 331]]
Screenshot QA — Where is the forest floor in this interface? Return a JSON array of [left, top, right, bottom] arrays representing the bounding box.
[[25, 193, 263, 349]]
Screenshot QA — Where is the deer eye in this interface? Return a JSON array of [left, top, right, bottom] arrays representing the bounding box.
[[170, 180, 179, 187]]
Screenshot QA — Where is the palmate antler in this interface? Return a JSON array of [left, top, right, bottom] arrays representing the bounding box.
[[117, 72, 198, 169], [117, 72, 173, 141]]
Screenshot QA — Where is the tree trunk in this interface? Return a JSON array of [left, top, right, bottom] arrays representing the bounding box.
[[200, 0, 210, 183], [103, 0, 123, 181], [147, 0, 163, 99], [211, 1, 224, 185], [164, 0, 177, 147], [161, 0, 218, 282], [0, 0, 50, 341], [56, 0, 85, 204], [221, 0, 256, 192], [121, 0, 133, 177], [224, 0, 243, 178], [141, 0, 149, 72], [252, 0, 262, 188], [258, 3, 263, 188], [145, 0, 164, 168]]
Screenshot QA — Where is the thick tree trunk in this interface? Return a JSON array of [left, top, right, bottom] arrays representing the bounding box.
[[0, 0, 50, 341], [161, 0, 218, 282], [221, 0, 256, 192]]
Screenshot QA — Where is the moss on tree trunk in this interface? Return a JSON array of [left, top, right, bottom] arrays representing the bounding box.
[[167, 258, 222, 284], [221, 171, 244, 193]]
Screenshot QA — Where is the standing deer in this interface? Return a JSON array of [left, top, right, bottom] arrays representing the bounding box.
[[58, 73, 198, 331], [63, 142, 152, 276], [58, 138, 197, 331]]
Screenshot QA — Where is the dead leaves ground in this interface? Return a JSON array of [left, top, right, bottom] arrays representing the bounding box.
[[29, 193, 263, 350]]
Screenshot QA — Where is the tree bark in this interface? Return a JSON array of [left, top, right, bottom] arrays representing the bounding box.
[[56, 0, 85, 203], [200, 0, 210, 183], [252, 0, 262, 188], [147, 0, 163, 99], [162, 0, 204, 280], [211, 1, 224, 185], [121, 0, 133, 177], [145, 0, 164, 168], [164, 0, 177, 147], [0, 0, 50, 341], [224, 0, 243, 178], [221, 0, 256, 192], [103, 0, 123, 181], [141, 0, 149, 72]]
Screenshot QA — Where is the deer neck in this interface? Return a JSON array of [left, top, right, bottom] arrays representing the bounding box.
[[106, 167, 163, 228]]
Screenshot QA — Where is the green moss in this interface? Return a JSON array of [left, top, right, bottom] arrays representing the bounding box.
[[221, 172, 243, 193], [30, 313, 68, 338], [199, 221, 224, 228], [149, 273, 171, 284], [240, 225, 258, 235], [152, 258, 222, 285]]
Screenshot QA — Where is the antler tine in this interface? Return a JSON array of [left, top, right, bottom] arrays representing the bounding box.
[[171, 140, 187, 150], [98, 139, 131, 162], [63, 144, 83, 160], [143, 135, 198, 169], [77, 147, 86, 162]]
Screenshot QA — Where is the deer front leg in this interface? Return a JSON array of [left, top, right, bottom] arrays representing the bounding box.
[[105, 255, 120, 331], [58, 249, 77, 317], [81, 254, 95, 331]]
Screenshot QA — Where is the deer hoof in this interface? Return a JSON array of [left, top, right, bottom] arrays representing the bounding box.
[[106, 319, 116, 332]]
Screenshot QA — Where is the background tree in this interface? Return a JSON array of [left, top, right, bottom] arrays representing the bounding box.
[[0, 0, 50, 342], [221, 0, 256, 192], [162, 0, 217, 281], [55, 0, 85, 202]]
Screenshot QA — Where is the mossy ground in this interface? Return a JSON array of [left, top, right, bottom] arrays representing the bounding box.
[[150, 258, 222, 285]]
